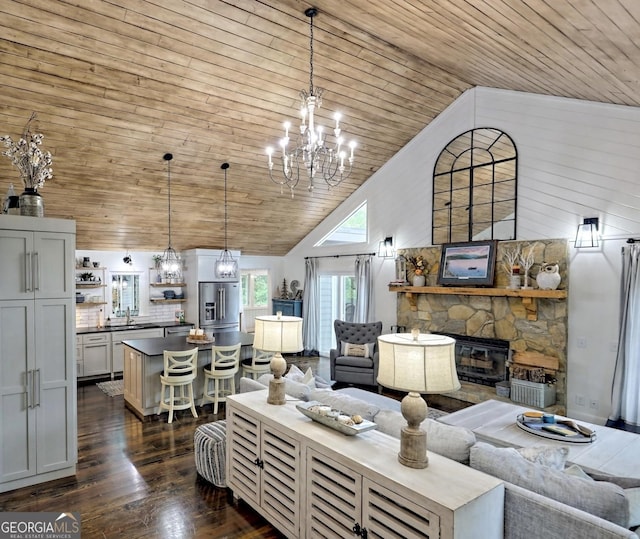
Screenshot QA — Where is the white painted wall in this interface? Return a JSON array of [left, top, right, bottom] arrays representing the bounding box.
[[283, 87, 640, 425]]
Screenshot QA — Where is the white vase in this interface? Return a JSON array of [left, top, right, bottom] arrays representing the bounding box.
[[413, 274, 426, 287], [536, 263, 561, 290]]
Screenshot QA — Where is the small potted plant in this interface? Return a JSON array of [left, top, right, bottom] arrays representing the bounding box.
[[407, 255, 427, 286]]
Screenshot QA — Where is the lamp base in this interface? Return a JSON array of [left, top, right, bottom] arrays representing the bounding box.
[[267, 352, 287, 405], [267, 377, 286, 405], [398, 391, 429, 468], [398, 426, 428, 468]]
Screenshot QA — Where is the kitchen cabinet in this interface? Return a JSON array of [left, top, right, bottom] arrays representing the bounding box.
[[226, 391, 504, 539], [272, 299, 302, 317], [0, 218, 75, 300], [0, 215, 76, 493], [111, 327, 163, 377]]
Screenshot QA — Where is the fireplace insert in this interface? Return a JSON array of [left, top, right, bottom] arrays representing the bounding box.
[[440, 333, 511, 386]]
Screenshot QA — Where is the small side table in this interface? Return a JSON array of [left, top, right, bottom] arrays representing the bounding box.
[[272, 299, 302, 317]]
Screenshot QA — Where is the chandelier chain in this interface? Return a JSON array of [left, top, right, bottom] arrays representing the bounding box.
[[309, 12, 314, 95]]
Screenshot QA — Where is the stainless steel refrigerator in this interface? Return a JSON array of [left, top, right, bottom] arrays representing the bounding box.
[[198, 281, 240, 332]]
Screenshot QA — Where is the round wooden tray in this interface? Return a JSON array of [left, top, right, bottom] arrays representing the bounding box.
[[186, 337, 214, 344]]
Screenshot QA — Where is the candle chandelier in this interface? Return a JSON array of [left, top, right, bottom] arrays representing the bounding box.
[[266, 7, 356, 197]]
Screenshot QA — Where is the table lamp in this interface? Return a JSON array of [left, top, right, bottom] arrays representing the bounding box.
[[377, 332, 459, 468], [253, 314, 304, 405]]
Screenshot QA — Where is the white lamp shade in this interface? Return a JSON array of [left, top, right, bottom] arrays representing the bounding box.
[[377, 333, 460, 393], [254, 315, 303, 353]]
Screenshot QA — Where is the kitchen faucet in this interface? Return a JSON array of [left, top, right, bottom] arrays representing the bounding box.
[[126, 307, 133, 325]]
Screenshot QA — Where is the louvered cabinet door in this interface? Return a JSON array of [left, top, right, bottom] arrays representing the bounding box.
[[362, 478, 440, 539], [260, 425, 301, 538], [227, 407, 261, 506], [306, 448, 362, 538]]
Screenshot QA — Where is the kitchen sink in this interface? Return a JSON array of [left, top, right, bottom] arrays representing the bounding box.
[[112, 324, 153, 331]]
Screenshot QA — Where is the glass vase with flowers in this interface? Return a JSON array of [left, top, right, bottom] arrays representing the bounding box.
[[0, 113, 53, 217]]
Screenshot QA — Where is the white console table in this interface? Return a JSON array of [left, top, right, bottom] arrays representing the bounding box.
[[226, 391, 504, 539]]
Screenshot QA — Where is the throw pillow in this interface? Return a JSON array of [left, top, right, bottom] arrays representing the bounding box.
[[308, 389, 380, 421], [517, 444, 569, 470], [257, 373, 315, 401], [470, 442, 629, 527], [341, 341, 375, 358], [285, 364, 305, 381]]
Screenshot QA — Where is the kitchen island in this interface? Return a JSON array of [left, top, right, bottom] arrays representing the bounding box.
[[122, 332, 254, 420]]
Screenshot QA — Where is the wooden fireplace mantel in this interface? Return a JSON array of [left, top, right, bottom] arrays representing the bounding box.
[[389, 285, 567, 320]]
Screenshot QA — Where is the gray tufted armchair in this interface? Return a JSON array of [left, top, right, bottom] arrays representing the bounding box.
[[329, 320, 383, 389]]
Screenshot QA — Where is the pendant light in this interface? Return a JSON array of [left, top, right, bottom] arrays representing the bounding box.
[[215, 162, 238, 279], [160, 152, 181, 280]]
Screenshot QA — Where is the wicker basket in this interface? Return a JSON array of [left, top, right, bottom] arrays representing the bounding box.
[[510, 379, 556, 408]]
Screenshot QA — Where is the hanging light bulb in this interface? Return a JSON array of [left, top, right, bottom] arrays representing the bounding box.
[[160, 153, 181, 279], [215, 162, 238, 279]]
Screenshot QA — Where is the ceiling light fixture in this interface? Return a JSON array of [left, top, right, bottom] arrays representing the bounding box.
[[266, 7, 356, 197], [215, 162, 238, 279], [160, 153, 181, 279]]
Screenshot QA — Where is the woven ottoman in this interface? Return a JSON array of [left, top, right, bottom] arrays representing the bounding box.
[[194, 420, 227, 487]]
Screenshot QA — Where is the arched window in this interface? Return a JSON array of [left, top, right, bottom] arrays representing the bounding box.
[[432, 128, 517, 245]]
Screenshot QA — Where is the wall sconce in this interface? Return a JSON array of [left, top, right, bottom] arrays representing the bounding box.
[[378, 236, 395, 258], [575, 217, 599, 248]]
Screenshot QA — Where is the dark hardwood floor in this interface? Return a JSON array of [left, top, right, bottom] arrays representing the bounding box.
[[0, 383, 284, 538]]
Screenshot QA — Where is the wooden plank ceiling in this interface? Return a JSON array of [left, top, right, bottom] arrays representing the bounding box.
[[1, 0, 639, 255]]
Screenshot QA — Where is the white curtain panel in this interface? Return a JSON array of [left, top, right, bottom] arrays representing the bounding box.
[[302, 257, 319, 354], [354, 255, 372, 323], [608, 243, 640, 432]]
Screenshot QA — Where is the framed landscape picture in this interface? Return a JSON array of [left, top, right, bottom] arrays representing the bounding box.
[[437, 240, 498, 286]]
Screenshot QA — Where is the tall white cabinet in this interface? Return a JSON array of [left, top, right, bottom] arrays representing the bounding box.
[[0, 215, 77, 493]]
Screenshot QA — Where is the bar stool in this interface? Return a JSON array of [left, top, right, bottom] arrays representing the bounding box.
[[241, 347, 273, 379], [157, 347, 199, 424], [201, 343, 241, 414]]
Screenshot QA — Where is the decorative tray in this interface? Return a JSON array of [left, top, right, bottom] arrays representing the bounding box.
[[186, 337, 214, 344], [516, 413, 596, 444], [296, 401, 378, 436]]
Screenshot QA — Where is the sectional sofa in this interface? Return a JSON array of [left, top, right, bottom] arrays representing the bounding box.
[[238, 375, 639, 539]]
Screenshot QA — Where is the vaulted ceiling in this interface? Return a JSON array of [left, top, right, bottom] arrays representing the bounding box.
[[1, 1, 639, 255]]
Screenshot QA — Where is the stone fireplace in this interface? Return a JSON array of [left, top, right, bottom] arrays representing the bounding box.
[[394, 239, 568, 412]]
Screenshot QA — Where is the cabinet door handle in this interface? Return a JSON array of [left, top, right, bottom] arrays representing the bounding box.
[[32, 252, 40, 291], [25, 252, 33, 292], [33, 369, 41, 407], [26, 370, 33, 408]]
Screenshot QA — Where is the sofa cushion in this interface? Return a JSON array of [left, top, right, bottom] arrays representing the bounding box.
[[308, 389, 380, 421], [517, 444, 569, 470], [374, 410, 475, 464], [564, 465, 640, 528], [470, 442, 630, 527]]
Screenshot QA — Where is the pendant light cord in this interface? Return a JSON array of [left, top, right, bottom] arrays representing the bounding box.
[[222, 162, 230, 251], [163, 153, 173, 248]]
